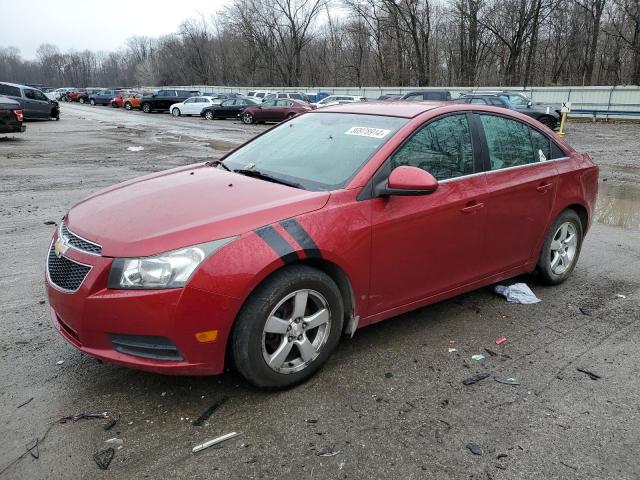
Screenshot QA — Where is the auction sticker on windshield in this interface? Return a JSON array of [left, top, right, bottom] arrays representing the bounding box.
[[344, 126, 391, 139]]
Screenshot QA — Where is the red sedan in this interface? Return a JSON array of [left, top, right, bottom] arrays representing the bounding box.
[[46, 102, 598, 388], [240, 98, 312, 124]]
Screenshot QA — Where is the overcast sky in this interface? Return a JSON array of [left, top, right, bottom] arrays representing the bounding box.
[[1, 0, 231, 60]]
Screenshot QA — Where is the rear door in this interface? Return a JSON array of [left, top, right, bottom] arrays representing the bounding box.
[[368, 113, 488, 315], [475, 113, 558, 274]]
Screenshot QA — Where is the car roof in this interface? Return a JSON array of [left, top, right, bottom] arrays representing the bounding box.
[[318, 100, 448, 118], [0, 82, 25, 88]]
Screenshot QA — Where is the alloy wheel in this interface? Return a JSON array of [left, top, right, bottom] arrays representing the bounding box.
[[205, 111, 214, 120], [261, 289, 331, 374], [172, 108, 180, 117], [549, 222, 578, 275], [242, 113, 253, 124]]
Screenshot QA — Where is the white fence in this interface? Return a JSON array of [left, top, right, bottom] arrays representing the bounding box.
[[146, 85, 640, 119]]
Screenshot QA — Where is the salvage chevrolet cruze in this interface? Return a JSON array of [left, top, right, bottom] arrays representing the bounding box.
[[46, 102, 598, 388]]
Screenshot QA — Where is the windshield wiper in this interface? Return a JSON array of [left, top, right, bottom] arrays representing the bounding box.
[[205, 159, 231, 171], [234, 169, 302, 189]]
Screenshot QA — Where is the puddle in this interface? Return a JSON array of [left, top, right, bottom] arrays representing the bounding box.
[[595, 182, 640, 230], [208, 139, 240, 151]]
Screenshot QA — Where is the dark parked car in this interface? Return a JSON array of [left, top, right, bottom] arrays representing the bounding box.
[[89, 89, 123, 106], [400, 90, 451, 101], [140, 89, 200, 113], [0, 96, 26, 134], [378, 94, 403, 100], [240, 99, 312, 124], [457, 92, 560, 129], [0, 82, 59, 120], [201, 98, 261, 120]]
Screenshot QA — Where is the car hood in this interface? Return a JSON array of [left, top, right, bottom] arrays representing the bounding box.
[[66, 164, 330, 257]]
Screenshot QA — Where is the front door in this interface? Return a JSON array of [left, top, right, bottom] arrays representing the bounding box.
[[368, 113, 488, 315], [23, 88, 50, 118], [475, 113, 558, 274]]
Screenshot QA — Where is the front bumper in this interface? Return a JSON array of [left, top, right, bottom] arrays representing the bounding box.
[[46, 232, 241, 375]]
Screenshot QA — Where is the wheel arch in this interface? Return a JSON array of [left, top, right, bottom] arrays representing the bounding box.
[[564, 203, 589, 236]]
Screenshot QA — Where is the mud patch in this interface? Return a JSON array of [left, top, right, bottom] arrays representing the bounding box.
[[595, 181, 640, 230], [208, 139, 240, 151]]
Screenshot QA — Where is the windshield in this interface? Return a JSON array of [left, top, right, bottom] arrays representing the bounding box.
[[222, 112, 408, 191], [507, 94, 530, 106]]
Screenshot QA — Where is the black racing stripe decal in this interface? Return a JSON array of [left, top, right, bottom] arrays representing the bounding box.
[[255, 226, 300, 264], [279, 218, 322, 259]]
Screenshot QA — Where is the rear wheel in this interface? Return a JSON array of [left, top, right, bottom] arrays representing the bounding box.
[[538, 116, 556, 129], [204, 110, 215, 120], [142, 103, 151, 113], [79, 97, 85, 104], [536, 209, 583, 285], [171, 108, 181, 117], [242, 112, 254, 124], [231, 265, 344, 388], [90, 99, 95, 106], [111, 102, 118, 108], [287, 112, 296, 119]]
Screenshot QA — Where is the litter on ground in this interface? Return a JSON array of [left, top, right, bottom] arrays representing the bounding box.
[[192, 432, 240, 453], [127, 146, 144, 152], [463, 373, 491, 385], [495, 336, 507, 345], [471, 354, 485, 361], [494, 283, 541, 304]]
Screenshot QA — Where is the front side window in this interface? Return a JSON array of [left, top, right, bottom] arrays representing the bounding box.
[[184, 98, 195, 103], [262, 100, 276, 107], [222, 112, 407, 191], [389, 114, 474, 181], [471, 97, 487, 104], [404, 94, 422, 101], [256, 92, 265, 98], [480, 114, 534, 170], [506, 94, 530, 106], [24, 89, 36, 100]]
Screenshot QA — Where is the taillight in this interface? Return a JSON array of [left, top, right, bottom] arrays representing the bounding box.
[[13, 109, 24, 122]]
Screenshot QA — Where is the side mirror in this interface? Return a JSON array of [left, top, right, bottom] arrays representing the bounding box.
[[375, 166, 438, 197], [527, 101, 532, 108]]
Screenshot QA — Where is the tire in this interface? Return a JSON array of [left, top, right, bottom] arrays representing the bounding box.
[[242, 112, 254, 124], [111, 102, 118, 108], [142, 103, 151, 113], [90, 99, 95, 106], [171, 108, 181, 117], [231, 265, 344, 388], [124, 102, 132, 110], [204, 110, 214, 120], [536, 209, 583, 285], [287, 112, 296, 119], [79, 98, 85, 104], [538, 116, 556, 129]]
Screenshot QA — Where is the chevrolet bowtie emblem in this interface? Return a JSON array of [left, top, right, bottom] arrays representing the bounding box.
[[54, 238, 67, 258]]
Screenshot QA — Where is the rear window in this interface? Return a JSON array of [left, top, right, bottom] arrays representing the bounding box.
[[0, 84, 21, 97]]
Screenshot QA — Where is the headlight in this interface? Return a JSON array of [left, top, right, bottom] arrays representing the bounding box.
[[108, 237, 236, 289]]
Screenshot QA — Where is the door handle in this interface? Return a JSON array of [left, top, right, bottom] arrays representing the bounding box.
[[461, 202, 484, 213], [536, 182, 553, 193]]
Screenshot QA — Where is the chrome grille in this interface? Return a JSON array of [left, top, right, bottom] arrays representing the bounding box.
[[47, 244, 91, 292], [61, 223, 102, 255]]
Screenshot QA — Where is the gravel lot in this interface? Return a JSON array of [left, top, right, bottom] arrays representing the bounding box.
[[1, 104, 639, 479]]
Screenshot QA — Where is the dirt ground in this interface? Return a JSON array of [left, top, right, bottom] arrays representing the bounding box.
[[1, 104, 639, 480]]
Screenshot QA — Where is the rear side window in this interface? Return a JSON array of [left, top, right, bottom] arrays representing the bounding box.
[[0, 84, 21, 97], [389, 114, 474, 181], [424, 92, 443, 100], [404, 94, 422, 101], [480, 114, 534, 170], [290, 93, 303, 99], [488, 98, 505, 107], [530, 129, 551, 162], [256, 92, 265, 98], [471, 98, 487, 104]]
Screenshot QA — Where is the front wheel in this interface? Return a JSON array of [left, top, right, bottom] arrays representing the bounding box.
[[142, 103, 151, 113], [171, 108, 181, 117], [124, 102, 132, 110], [241, 112, 254, 124], [79, 98, 85, 104], [536, 209, 583, 285], [231, 265, 344, 388], [90, 99, 95, 106]]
